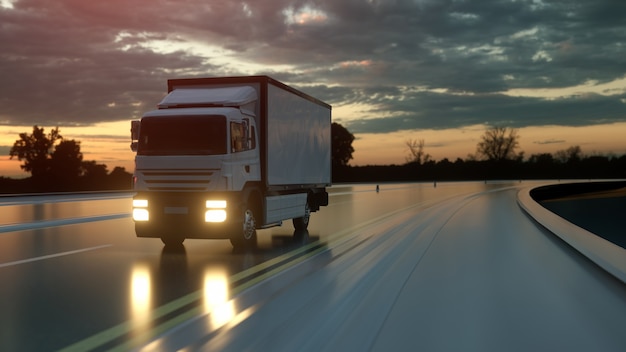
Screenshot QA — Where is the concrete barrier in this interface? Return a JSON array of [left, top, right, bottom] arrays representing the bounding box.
[[517, 184, 626, 283]]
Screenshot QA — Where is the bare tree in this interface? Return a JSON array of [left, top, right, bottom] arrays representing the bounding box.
[[405, 138, 431, 165], [476, 126, 521, 162], [554, 145, 582, 163]]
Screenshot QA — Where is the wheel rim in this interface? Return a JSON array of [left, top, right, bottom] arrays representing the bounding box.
[[303, 203, 311, 226], [243, 209, 256, 240]]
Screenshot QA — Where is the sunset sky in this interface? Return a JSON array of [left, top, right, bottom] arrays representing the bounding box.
[[1, 0, 625, 178]]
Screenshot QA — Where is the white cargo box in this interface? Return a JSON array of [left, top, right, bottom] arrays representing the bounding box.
[[167, 76, 331, 189]]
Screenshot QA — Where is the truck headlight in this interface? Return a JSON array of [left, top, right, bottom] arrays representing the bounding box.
[[206, 200, 227, 208], [133, 199, 148, 207], [133, 209, 150, 221], [205, 210, 227, 222], [133, 199, 149, 221], [205, 200, 227, 222]]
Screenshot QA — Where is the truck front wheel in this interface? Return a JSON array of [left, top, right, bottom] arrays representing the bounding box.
[[230, 200, 258, 248], [161, 233, 185, 247]]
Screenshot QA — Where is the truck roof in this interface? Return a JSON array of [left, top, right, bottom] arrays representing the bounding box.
[[157, 86, 257, 109], [166, 75, 331, 110]]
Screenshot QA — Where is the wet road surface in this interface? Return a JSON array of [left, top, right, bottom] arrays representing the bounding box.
[[1, 181, 625, 351]]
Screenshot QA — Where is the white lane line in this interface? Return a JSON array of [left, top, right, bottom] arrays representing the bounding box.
[[0, 244, 112, 268], [0, 213, 130, 233], [0, 192, 132, 206]]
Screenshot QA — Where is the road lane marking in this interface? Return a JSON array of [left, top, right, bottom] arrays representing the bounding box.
[[0, 192, 132, 206], [0, 213, 130, 233], [0, 244, 112, 268]]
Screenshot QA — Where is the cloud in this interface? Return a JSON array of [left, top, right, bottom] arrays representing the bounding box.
[[344, 90, 626, 133], [0, 0, 624, 133], [533, 139, 566, 145]]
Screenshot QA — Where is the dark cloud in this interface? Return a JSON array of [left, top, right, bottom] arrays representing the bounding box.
[[0, 0, 624, 132], [345, 91, 626, 133], [533, 139, 566, 145]]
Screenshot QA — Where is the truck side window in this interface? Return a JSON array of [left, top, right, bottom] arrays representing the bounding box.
[[231, 121, 256, 152], [231, 122, 245, 153]]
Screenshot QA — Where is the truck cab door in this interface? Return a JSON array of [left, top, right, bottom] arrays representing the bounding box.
[[228, 119, 261, 189]]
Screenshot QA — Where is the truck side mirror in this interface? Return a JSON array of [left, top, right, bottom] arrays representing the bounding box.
[[131, 120, 140, 140], [130, 141, 138, 152], [249, 126, 256, 150]]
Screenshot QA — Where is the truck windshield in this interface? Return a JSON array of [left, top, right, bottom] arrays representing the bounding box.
[[137, 115, 227, 155]]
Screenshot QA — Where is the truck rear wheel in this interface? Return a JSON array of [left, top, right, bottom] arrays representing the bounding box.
[[230, 200, 258, 248], [292, 202, 311, 231]]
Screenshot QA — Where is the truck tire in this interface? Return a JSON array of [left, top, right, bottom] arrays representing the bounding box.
[[292, 202, 311, 231], [230, 199, 258, 248], [161, 233, 185, 247]]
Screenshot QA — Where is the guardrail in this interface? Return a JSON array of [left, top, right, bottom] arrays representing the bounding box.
[[517, 182, 626, 283]]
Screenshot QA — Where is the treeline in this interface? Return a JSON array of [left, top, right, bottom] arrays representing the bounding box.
[[333, 154, 626, 183], [334, 127, 626, 183], [3, 125, 624, 193], [1, 126, 132, 194], [0, 168, 132, 194]]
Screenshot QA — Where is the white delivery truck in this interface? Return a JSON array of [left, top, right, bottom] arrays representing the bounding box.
[[130, 76, 331, 247]]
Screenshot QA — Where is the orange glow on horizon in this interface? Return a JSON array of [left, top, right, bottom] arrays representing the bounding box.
[[1, 122, 625, 177], [349, 122, 626, 166], [0, 121, 134, 178]]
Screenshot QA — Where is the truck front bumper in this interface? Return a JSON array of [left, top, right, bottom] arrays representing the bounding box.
[[132, 192, 241, 239]]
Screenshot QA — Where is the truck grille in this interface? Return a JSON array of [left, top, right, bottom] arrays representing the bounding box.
[[140, 169, 216, 191]]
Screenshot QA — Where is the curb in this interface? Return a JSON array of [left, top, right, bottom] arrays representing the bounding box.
[[517, 185, 626, 283]]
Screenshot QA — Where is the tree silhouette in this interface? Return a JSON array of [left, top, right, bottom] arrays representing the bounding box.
[[3, 126, 133, 193], [50, 139, 84, 183], [81, 160, 109, 182], [555, 145, 582, 164], [405, 138, 431, 165], [331, 122, 355, 168], [476, 126, 521, 162], [9, 126, 62, 179]]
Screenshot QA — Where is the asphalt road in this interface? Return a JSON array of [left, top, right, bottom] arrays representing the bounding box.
[[1, 181, 625, 351]]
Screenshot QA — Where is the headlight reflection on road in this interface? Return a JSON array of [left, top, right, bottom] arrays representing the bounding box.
[[130, 264, 152, 333], [203, 268, 235, 329]]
